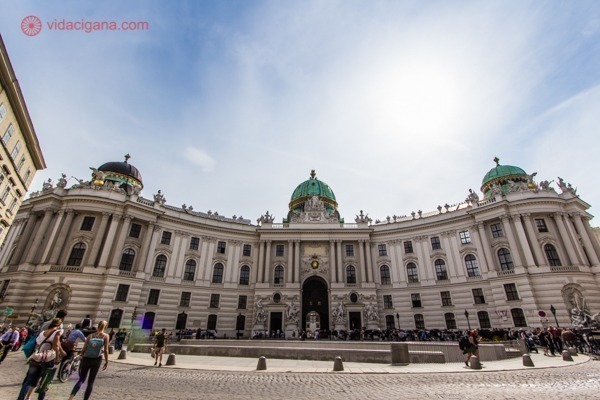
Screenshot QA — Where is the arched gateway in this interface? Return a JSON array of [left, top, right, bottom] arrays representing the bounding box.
[[301, 276, 329, 333]]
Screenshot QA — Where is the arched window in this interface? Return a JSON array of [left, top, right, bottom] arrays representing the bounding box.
[[142, 311, 155, 330], [119, 248, 135, 271], [183, 259, 196, 281], [346, 265, 356, 284], [152, 255, 167, 277], [207, 314, 218, 331], [212, 263, 224, 283], [67, 242, 86, 266], [414, 314, 425, 330], [434, 259, 448, 280], [511, 308, 527, 327], [274, 265, 284, 285], [444, 312, 457, 330], [498, 248, 514, 271], [108, 309, 123, 328], [464, 254, 480, 277], [406, 262, 419, 283], [544, 244, 562, 266], [380, 265, 391, 285], [477, 311, 491, 329], [239, 265, 250, 285]]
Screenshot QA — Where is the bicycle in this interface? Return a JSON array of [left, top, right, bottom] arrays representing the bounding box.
[[58, 343, 84, 383]]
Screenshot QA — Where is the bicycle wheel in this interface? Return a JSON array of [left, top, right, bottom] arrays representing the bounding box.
[[58, 361, 72, 383]]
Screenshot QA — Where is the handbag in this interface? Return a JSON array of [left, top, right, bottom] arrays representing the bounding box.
[[150, 348, 156, 358], [28, 331, 58, 363]]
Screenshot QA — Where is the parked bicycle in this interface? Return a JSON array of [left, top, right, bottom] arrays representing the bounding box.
[[58, 342, 84, 383]]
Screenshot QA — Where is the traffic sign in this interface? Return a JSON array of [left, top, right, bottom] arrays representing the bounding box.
[[3, 307, 14, 316]]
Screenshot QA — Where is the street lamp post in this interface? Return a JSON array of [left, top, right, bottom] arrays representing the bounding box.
[[550, 305, 559, 328], [128, 306, 137, 351], [25, 298, 39, 326], [396, 312, 400, 330], [464, 310, 471, 330]]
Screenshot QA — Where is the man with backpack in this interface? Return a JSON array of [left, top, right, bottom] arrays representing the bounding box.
[[153, 328, 168, 367]]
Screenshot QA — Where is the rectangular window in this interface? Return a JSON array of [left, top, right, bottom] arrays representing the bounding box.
[[80, 216, 95, 231], [478, 311, 492, 329], [504, 283, 520, 301], [378, 244, 387, 257], [0, 280, 10, 299], [2, 124, 14, 145], [23, 168, 31, 184], [217, 241, 226, 254], [459, 230, 471, 245], [411, 293, 422, 308], [16, 156, 25, 173], [8, 197, 17, 212], [209, 293, 220, 308], [129, 223, 142, 238], [404, 241, 413, 253], [414, 314, 425, 330], [160, 231, 172, 245], [383, 295, 393, 309], [0, 104, 6, 121], [440, 291, 452, 306], [114, 284, 130, 302], [10, 140, 21, 160], [179, 291, 191, 307], [490, 223, 503, 238], [535, 218, 548, 232], [275, 244, 284, 257], [147, 289, 160, 305], [431, 236, 441, 250], [190, 236, 200, 250], [243, 244, 251, 257], [345, 244, 354, 257], [472, 288, 486, 304], [1, 186, 9, 203], [238, 295, 247, 309]]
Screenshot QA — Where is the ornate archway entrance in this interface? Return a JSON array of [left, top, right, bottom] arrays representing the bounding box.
[[301, 276, 329, 332]]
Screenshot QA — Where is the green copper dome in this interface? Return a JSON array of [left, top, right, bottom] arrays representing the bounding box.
[[481, 157, 529, 197], [289, 170, 338, 212]]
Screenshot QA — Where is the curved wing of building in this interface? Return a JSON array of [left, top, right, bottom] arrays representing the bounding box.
[[0, 158, 599, 337]]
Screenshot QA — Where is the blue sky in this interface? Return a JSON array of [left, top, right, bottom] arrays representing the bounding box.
[[1, 1, 600, 226]]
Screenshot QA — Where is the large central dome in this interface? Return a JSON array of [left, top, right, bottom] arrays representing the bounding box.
[[289, 170, 337, 213]]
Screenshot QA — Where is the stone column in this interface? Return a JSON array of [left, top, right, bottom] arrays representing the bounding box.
[[87, 212, 111, 267], [224, 239, 236, 282], [48, 210, 75, 265], [582, 216, 600, 264], [0, 219, 23, 266], [358, 240, 366, 283], [289, 240, 295, 283], [39, 211, 64, 264], [365, 241, 374, 283], [109, 215, 133, 267], [473, 223, 492, 273], [294, 240, 301, 283], [14, 213, 39, 264], [521, 214, 545, 267], [196, 236, 209, 279], [571, 213, 600, 266], [136, 222, 154, 272], [98, 214, 122, 268], [257, 240, 265, 283], [143, 225, 162, 274], [24, 209, 54, 264], [512, 215, 536, 267], [251, 241, 260, 284], [336, 240, 343, 284], [415, 236, 432, 280], [391, 240, 403, 283], [231, 241, 242, 283], [264, 240, 272, 284], [202, 238, 217, 281], [170, 231, 186, 278], [329, 240, 336, 283], [553, 213, 579, 266], [442, 232, 460, 278], [500, 215, 523, 267]]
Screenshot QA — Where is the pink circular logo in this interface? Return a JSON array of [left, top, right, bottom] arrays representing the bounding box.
[[21, 16, 42, 36]]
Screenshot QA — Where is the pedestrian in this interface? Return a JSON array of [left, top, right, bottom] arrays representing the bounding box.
[[16, 317, 65, 400], [68, 320, 110, 400], [40, 309, 68, 331], [153, 328, 168, 367], [81, 315, 93, 330]]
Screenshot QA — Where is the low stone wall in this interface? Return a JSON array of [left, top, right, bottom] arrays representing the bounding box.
[[133, 340, 522, 364]]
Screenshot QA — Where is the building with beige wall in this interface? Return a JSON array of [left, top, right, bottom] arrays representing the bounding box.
[[0, 157, 598, 337], [0, 35, 46, 246]]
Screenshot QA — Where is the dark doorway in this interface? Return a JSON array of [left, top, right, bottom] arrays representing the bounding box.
[[301, 276, 329, 331], [176, 312, 188, 330], [142, 311, 155, 330], [270, 312, 283, 334], [349, 312, 362, 330]]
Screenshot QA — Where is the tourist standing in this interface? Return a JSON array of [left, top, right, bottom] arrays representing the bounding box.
[[68, 320, 110, 400], [153, 328, 168, 367]]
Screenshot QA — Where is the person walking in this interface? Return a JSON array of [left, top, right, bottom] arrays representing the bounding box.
[[16, 318, 65, 400], [68, 320, 109, 400], [153, 328, 168, 367], [0, 326, 18, 364]]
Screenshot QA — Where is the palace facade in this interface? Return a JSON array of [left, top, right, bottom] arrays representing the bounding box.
[[0, 157, 599, 337]]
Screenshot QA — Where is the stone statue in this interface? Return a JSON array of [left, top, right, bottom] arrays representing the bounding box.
[[89, 167, 105, 182], [56, 173, 68, 189], [42, 178, 53, 191], [153, 190, 166, 205], [258, 211, 275, 224], [490, 182, 503, 197], [355, 210, 370, 224], [364, 303, 379, 322], [331, 302, 345, 324], [568, 290, 599, 328], [557, 177, 577, 195], [466, 189, 479, 203], [286, 302, 299, 324], [539, 180, 553, 190], [50, 289, 63, 310], [254, 298, 266, 324]]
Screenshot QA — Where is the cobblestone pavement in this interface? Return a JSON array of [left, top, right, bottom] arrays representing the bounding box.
[[1, 353, 598, 400]]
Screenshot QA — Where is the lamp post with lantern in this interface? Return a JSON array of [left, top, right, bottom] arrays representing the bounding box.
[[128, 306, 138, 351], [464, 309, 471, 330], [550, 305, 559, 328], [25, 298, 39, 326]]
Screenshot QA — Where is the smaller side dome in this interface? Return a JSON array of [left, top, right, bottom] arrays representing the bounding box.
[[480, 157, 528, 198], [97, 154, 143, 194]]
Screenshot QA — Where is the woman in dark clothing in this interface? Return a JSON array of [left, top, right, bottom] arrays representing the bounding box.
[[68, 320, 109, 400]]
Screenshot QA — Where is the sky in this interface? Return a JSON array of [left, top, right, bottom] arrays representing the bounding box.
[[1, 1, 599, 226]]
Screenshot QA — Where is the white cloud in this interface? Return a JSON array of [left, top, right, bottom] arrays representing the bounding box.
[[183, 147, 216, 172]]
